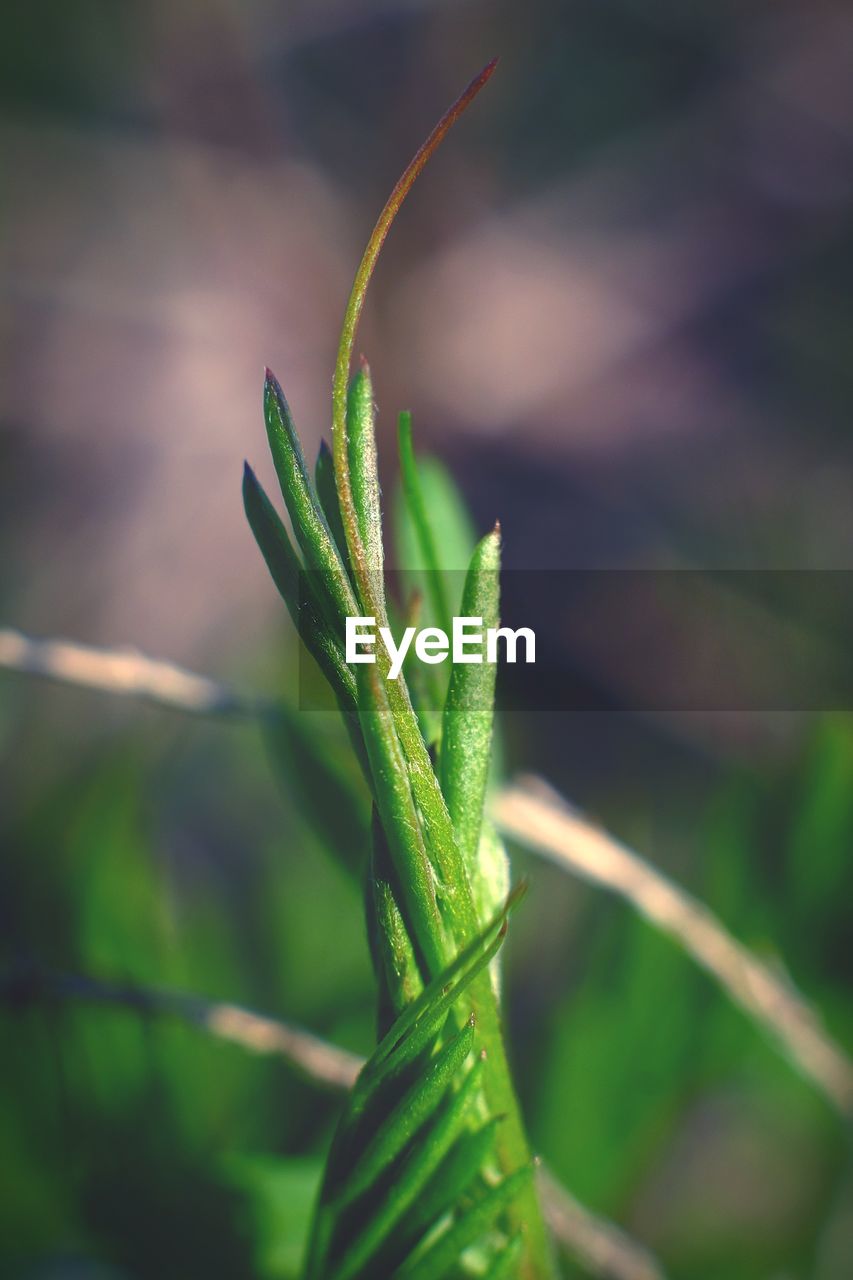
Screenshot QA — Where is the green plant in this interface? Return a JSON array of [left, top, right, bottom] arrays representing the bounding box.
[[243, 61, 556, 1280]]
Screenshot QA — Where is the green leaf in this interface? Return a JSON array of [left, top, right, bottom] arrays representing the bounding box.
[[470, 823, 511, 982], [391, 1116, 503, 1263], [330, 1060, 485, 1280], [482, 1232, 525, 1279], [366, 808, 425, 1030], [393, 1164, 533, 1280], [347, 363, 384, 611], [315, 439, 351, 575], [440, 528, 501, 876], [334, 1017, 476, 1211], [389, 592, 443, 752], [263, 370, 357, 632], [333, 391, 478, 965], [357, 663, 448, 979], [398, 411, 452, 640], [358, 885, 524, 1110], [392, 442, 478, 749], [303, 897, 524, 1280], [394, 454, 476, 580], [375, 665, 480, 952], [329, 60, 496, 627], [242, 463, 357, 718]]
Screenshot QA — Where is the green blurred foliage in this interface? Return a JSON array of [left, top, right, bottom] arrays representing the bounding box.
[[225, 1156, 323, 1279], [522, 717, 853, 1280], [2, 685, 852, 1277], [0, 699, 375, 1278], [2, 451, 852, 1277]]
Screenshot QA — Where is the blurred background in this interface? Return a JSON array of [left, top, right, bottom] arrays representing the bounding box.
[[1, 1, 852, 1277]]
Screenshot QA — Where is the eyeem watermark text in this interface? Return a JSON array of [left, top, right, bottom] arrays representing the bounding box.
[[345, 616, 536, 680]]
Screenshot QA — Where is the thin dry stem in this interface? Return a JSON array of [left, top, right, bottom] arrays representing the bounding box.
[[331, 59, 497, 611], [1, 963, 667, 1280], [537, 1169, 667, 1280], [0, 627, 261, 717], [4, 632, 851, 1117], [492, 775, 853, 1117], [1, 966, 362, 1091]]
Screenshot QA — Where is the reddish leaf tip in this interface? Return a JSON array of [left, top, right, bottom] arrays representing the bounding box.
[[264, 368, 286, 403]]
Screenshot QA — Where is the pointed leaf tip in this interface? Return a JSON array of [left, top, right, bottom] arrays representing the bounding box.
[[263, 369, 291, 416], [331, 61, 500, 606]]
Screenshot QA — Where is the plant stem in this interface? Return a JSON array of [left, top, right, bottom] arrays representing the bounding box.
[[330, 58, 497, 619], [467, 969, 558, 1278], [325, 61, 556, 1278]]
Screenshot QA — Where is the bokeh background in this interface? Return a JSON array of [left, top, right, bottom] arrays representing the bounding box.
[[2, 2, 852, 1277]]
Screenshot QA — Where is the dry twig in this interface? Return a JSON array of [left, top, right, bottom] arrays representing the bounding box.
[[537, 1169, 666, 1280], [492, 775, 853, 1117], [0, 627, 261, 718], [0, 965, 362, 1091], [4, 631, 851, 1115], [1, 963, 666, 1280]]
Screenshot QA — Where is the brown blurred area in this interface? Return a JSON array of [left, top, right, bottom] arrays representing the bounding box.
[[2, 0, 853, 673]]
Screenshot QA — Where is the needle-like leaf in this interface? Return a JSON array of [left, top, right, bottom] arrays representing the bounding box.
[[391, 1116, 504, 1263], [398, 411, 452, 640], [242, 463, 356, 715], [367, 809, 425, 1029], [329, 1059, 485, 1280], [482, 1233, 525, 1279], [347, 362, 385, 613], [357, 663, 448, 978], [359, 886, 523, 1103], [264, 370, 357, 632], [331, 61, 498, 614], [440, 526, 501, 874], [304, 897, 525, 1280], [333, 1016, 476, 1211], [315, 439, 351, 575], [392, 1164, 533, 1280]]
